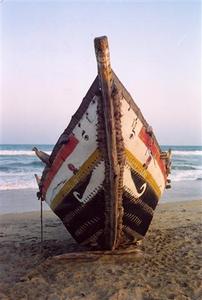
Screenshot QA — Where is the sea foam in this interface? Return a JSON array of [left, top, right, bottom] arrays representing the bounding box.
[[0, 150, 51, 156]]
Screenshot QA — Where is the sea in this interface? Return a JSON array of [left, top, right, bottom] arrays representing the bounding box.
[[0, 144, 202, 214]]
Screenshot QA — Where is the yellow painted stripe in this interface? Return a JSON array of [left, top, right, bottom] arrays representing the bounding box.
[[50, 149, 102, 210], [125, 148, 161, 198]]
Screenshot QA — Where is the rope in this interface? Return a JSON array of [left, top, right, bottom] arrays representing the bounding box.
[[40, 198, 43, 246]]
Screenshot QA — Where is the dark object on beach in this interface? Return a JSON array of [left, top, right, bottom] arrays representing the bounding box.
[[33, 36, 171, 250]]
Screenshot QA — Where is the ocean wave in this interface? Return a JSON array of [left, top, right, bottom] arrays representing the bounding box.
[[171, 165, 200, 171], [0, 150, 52, 156], [1, 149, 200, 157], [172, 150, 202, 156], [171, 169, 202, 182], [0, 181, 37, 190], [0, 161, 43, 172]]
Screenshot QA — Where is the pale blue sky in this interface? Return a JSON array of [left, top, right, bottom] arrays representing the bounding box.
[[1, 0, 201, 145]]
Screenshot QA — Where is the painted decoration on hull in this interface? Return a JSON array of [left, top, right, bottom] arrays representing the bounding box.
[[54, 162, 105, 246], [36, 80, 169, 249], [122, 163, 158, 243], [42, 95, 103, 208], [33, 37, 171, 250], [120, 96, 167, 196], [117, 92, 167, 244], [39, 90, 109, 248]]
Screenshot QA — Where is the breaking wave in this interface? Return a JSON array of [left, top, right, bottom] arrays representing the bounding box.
[[0, 150, 52, 156], [172, 150, 202, 156], [0, 144, 202, 190]]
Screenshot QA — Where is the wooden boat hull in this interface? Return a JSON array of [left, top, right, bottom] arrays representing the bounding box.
[[35, 36, 171, 250]]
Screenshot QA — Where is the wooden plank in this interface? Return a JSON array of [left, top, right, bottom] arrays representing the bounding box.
[[94, 36, 120, 250], [52, 248, 143, 261]]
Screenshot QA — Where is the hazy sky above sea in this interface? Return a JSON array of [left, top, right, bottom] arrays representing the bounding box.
[[1, 0, 201, 145]]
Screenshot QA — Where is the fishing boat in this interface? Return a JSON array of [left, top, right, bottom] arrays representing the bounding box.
[[33, 36, 171, 251]]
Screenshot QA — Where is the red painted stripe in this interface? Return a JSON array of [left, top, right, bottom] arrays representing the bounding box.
[[138, 127, 167, 181], [42, 135, 79, 195]]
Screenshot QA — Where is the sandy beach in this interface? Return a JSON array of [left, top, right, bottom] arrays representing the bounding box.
[[0, 199, 201, 300]]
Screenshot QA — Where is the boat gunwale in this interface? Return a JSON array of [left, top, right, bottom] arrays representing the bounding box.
[[35, 36, 170, 250], [48, 76, 99, 165], [113, 71, 162, 153], [41, 70, 167, 200], [46, 70, 163, 173]]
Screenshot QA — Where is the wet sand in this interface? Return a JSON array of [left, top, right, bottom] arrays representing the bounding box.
[[0, 200, 201, 300]]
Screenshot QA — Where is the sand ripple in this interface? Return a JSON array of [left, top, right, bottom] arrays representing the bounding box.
[[0, 200, 201, 299]]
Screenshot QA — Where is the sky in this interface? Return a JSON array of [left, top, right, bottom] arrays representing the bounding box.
[[0, 0, 201, 145]]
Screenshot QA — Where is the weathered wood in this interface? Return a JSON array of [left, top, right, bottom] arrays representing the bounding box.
[[34, 36, 170, 251], [52, 248, 143, 261], [34, 174, 41, 186], [94, 36, 120, 250], [32, 147, 50, 166]]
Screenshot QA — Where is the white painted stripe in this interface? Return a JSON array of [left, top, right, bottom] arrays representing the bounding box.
[[121, 98, 165, 194], [46, 97, 99, 205]]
